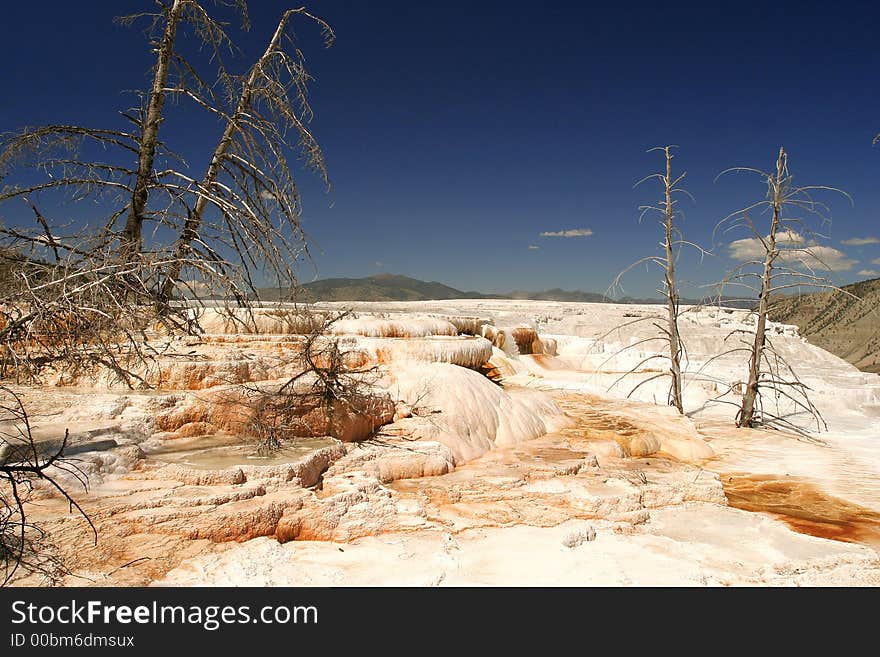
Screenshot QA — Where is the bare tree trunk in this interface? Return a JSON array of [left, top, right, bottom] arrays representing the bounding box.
[[663, 147, 684, 413], [605, 145, 700, 412], [738, 146, 785, 427], [121, 0, 185, 258], [159, 11, 296, 302]]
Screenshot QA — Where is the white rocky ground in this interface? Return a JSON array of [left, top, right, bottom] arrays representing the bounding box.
[[6, 300, 880, 586]]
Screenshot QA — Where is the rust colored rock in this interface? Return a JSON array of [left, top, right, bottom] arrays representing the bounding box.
[[174, 421, 215, 438], [291, 397, 396, 442], [274, 509, 302, 544], [512, 327, 540, 355]]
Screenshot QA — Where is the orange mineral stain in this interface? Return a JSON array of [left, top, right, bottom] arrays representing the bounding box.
[[723, 474, 880, 548]]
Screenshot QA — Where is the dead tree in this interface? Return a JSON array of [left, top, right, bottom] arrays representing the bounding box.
[[605, 146, 704, 413], [231, 311, 392, 453], [121, 0, 186, 257], [158, 7, 332, 303], [1, 385, 93, 585], [0, 2, 333, 578], [0, 2, 334, 383], [711, 146, 853, 432]]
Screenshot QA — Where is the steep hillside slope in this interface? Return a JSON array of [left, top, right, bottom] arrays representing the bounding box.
[[771, 278, 880, 373]]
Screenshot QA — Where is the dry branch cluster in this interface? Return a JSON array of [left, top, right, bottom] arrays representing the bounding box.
[[0, 1, 334, 385], [610, 145, 854, 435], [0, 1, 338, 584], [236, 312, 392, 452], [1, 386, 93, 585]]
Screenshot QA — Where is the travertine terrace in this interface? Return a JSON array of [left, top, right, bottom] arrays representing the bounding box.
[[6, 300, 880, 586]]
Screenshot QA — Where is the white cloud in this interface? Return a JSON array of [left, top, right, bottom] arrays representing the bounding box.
[[539, 228, 593, 238], [858, 269, 880, 277], [528, 245, 540, 250], [727, 230, 803, 260], [872, 258, 880, 266], [804, 246, 858, 271], [841, 236, 880, 246], [727, 230, 856, 271], [260, 189, 276, 201]]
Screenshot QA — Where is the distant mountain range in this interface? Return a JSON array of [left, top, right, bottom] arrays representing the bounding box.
[[260, 273, 749, 307], [507, 288, 609, 303], [260, 273, 496, 302], [265, 272, 880, 375], [260, 274, 615, 303], [771, 277, 880, 374]]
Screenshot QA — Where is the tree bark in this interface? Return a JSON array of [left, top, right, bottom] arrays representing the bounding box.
[[663, 147, 684, 413], [738, 146, 786, 427], [159, 10, 297, 302], [121, 0, 185, 258]]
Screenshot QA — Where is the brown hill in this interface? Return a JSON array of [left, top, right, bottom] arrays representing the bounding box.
[[260, 274, 499, 302], [771, 278, 880, 374]]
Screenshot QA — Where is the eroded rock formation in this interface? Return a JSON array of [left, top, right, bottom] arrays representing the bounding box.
[[6, 303, 879, 586]]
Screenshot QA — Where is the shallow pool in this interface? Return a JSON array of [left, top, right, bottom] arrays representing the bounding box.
[[145, 434, 335, 470]]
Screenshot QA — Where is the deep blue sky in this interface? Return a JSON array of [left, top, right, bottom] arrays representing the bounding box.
[[2, 1, 880, 296]]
